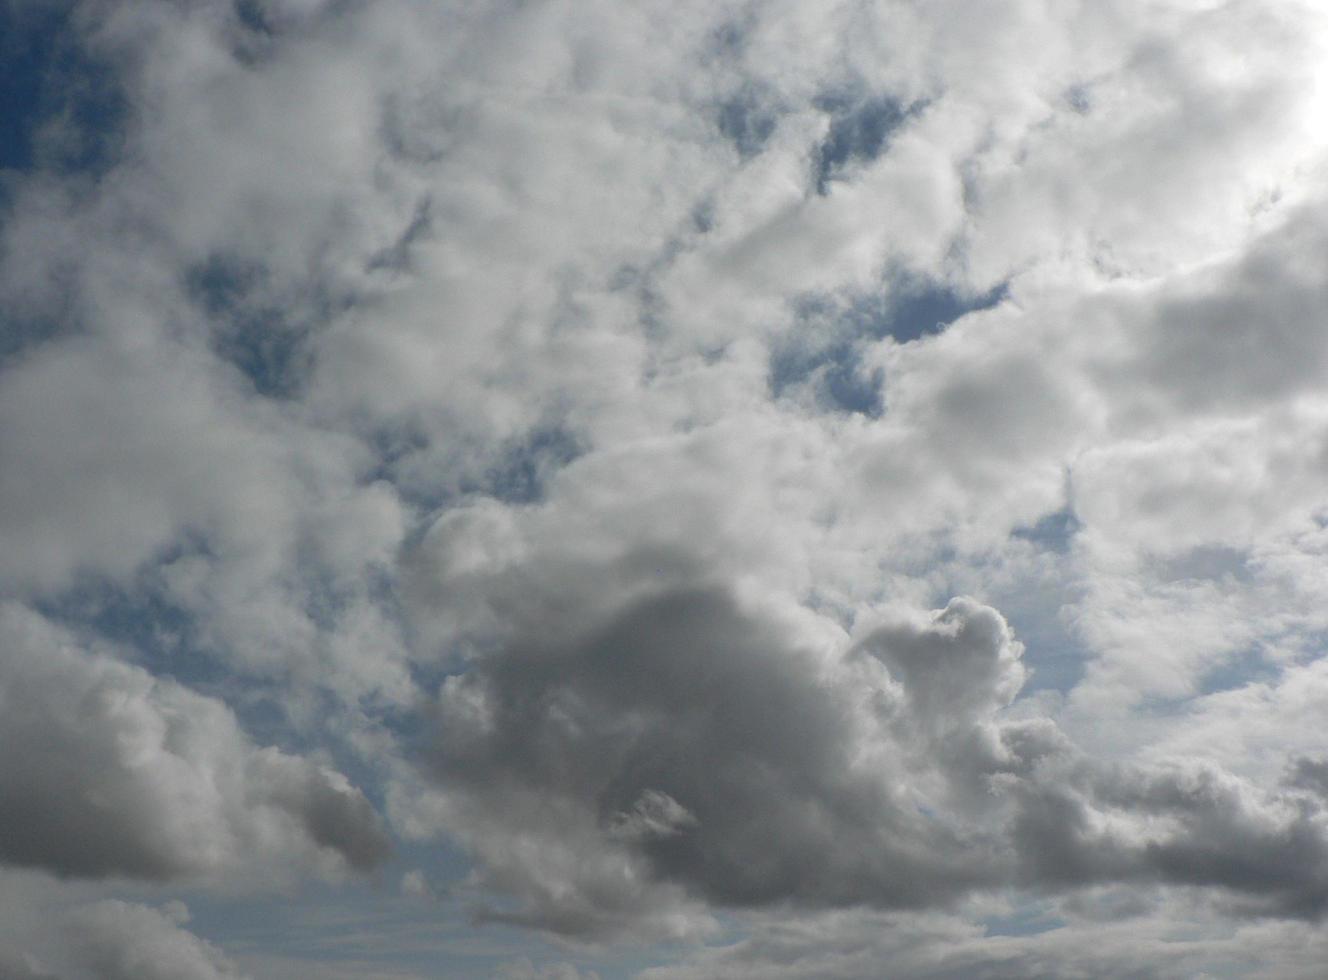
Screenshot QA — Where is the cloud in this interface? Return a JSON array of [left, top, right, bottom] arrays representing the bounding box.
[[636, 904, 1328, 980], [3, 0, 1328, 975], [64, 900, 249, 980], [496, 961, 601, 980], [0, 603, 390, 885], [414, 577, 1328, 936], [0, 954, 60, 980]]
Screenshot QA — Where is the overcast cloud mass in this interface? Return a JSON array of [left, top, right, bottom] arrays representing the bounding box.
[[2, 0, 1328, 976]]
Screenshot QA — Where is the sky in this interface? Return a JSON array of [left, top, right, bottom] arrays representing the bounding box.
[[2, 0, 1328, 977]]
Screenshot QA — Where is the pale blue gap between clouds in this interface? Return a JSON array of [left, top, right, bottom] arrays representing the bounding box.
[[0, 2, 127, 366]]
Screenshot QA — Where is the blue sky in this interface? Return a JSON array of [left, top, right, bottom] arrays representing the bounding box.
[[3, 2, 1328, 978]]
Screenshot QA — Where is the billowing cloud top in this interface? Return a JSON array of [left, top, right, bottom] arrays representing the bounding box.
[[3, 0, 1328, 977]]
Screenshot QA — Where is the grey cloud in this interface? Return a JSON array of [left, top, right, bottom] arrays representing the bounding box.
[[605, 789, 699, 842], [432, 587, 1016, 925], [253, 750, 394, 874], [635, 904, 1328, 980], [1002, 756, 1328, 918], [426, 577, 1328, 936], [66, 900, 249, 980], [1104, 202, 1328, 418], [4, 0, 1328, 973], [0, 956, 60, 980], [0, 604, 390, 884], [858, 597, 1026, 730], [1289, 757, 1328, 797], [496, 961, 601, 980]]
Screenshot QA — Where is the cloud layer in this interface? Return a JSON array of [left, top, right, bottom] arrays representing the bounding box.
[[2, 0, 1328, 976]]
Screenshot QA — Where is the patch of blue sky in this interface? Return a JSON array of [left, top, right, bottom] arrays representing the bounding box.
[[997, 504, 1091, 694], [716, 87, 781, 159], [28, 548, 414, 776], [1134, 645, 1282, 718], [769, 337, 885, 417], [771, 274, 1008, 416], [32, 556, 223, 689], [382, 421, 583, 523], [0, 5, 127, 362], [233, 0, 275, 37], [0, 2, 126, 180], [471, 424, 584, 506], [226, 0, 319, 68], [0, 307, 72, 366], [1000, 602, 1089, 697], [1194, 645, 1280, 699], [0, 5, 54, 173], [844, 272, 1010, 344], [185, 255, 316, 400], [31, 580, 331, 762], [812, 92, 919, 195]]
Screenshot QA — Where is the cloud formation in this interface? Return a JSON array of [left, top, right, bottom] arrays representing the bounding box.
[[416, 582, 1328, 936], [2, 0, 1328, 975], [65, 900, 249, 980], [0, 604, 389, 884]]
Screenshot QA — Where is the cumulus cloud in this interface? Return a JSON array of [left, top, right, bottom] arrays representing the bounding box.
[[0, 603, 390, 884], [409, 579, 1328, 936], [64, 900, 249, 980], [3, 0, 1328, 974]]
